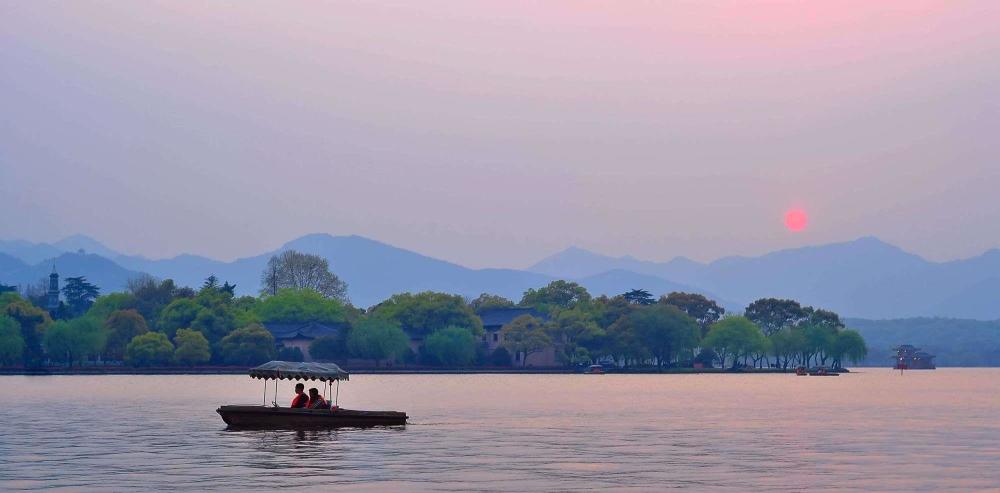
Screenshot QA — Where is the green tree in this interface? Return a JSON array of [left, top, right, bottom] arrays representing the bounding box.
[[807, 308, 845, 330], [424, 326, 477, 366], [125, 332, 174, 367], [622, 289, 655, 305], [309, 335, 345, 361], [830, 329, 867, 369], [4, 297, 52, 367], [173, 328, 211, 366], [744, 298, 809, 336], [276, 346, 305, 362], [346, 317, 410, 366], [768, 327, 806, 369], [469, 293, 515, 314], [746, 298, 810, 367], [489, 346, 512, 366], [158, 287, 245, 342], [0, 315, 25, 366], [604, 314, 647, 367], [372, 292, 482, 338], [660, 292, 725, 335], [0, 292, 21, 307], [800, 323, 835, 367], [547, 309, 603, 364], [126, 275, 184, 322], [43, 317, 106, 366], [260, 250, 349, 302], [190, 304, 236, 343], [501, 315, 552, 366], [157, 298, 202, 339], [590, 295, 631, 327], [202, 275, 220, 291], [232, 295, 258, 310], [520, 280, 591, 311], [253, 289, 350, 325], [104, 309, 150, 360], [702, 316, 765, 369], [86, 293, 137, 322], [62, 277, 100, 317], [218, 324, 276, 366], [746, 330, 770, 368], [628, 304, 700, 368], [694, 348, 717, 368]]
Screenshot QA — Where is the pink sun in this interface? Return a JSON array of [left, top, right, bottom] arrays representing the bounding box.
[[784, 209, 808, 232]]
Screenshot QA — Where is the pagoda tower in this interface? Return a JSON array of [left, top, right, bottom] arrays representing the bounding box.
[[47, 265, 60, 312]]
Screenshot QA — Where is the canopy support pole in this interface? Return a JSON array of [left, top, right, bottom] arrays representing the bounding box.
[[273, 378, 278, 407], [262, 379, 267, 406], [335, 379, 340, 407]]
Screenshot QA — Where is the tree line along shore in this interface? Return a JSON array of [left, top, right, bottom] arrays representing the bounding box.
[[0, 250, 867, 371]]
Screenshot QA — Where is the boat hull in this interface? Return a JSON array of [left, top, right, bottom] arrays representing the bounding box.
[[217, 405, 407, 429]]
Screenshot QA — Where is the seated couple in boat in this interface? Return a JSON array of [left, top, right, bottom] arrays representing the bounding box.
[[290, 383, 336, 410]]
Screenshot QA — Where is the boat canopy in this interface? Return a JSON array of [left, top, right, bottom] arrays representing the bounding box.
[[249, 361, 350, 382]]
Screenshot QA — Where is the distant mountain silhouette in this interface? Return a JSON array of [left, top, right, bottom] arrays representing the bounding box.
[[574, 269, 737, 311], [114, 235, 734, 309], [0, 239, 65, 264], [530, 246, 702, 281], [52, 234, 121, 259], [4, 233, 1000, 318], [115, 253, 225, 288], [117, 234, 555, 308], [529, 237, 1000, 319], [0, 235, 121, 264], [0, 253, 28, 277], [0, 252, 143, 294]]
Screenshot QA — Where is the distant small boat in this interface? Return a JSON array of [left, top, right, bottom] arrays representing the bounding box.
[[808, 367, 838, 376], [586, 364, 605, 375], [795, 366, 839, 376], [217, 361, 407, 429]]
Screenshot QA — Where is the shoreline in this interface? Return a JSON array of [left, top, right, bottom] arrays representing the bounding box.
[[0, 367, 855, 376]]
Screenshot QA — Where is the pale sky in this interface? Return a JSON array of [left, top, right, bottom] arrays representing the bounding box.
[[2, 1, 998, 268]]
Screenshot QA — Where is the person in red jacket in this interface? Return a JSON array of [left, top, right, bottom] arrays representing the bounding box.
[[290, 383, 308, 408], [307, 387, 328, 409]]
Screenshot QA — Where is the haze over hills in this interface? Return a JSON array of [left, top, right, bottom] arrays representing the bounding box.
[[3, 233, 1000, 318], [0, 251, 144, 294], [530, 237, 1000, 319], [847, 317, 1000, 367], [0, 240, 66, 265]]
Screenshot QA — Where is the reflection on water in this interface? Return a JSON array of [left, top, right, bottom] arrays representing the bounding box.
[[1, 370, 998, 491]]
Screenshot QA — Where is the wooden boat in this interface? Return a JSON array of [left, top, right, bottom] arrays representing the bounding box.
[[795, 366, 839, 376], [217, 361, 408, 429], [217, 406, 407, 428], [807, 367, 839, 376]]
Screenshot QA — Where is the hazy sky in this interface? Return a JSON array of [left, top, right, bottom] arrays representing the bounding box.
[[2, 1, 998, 268]]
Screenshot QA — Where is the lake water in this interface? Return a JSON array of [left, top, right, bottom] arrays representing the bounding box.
[[1, 369, 997, 492]]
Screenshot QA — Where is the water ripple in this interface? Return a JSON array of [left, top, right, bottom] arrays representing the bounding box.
[[1, 370, 998, 491]]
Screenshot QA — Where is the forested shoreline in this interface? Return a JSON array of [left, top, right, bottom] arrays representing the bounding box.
[[1, 250, 868, 371]]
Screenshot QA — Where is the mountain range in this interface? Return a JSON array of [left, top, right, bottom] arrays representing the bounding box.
[[1, 234, 999, 319]]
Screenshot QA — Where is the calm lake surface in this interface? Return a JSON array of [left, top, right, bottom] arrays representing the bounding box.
[[1, 369, 998, 492]]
